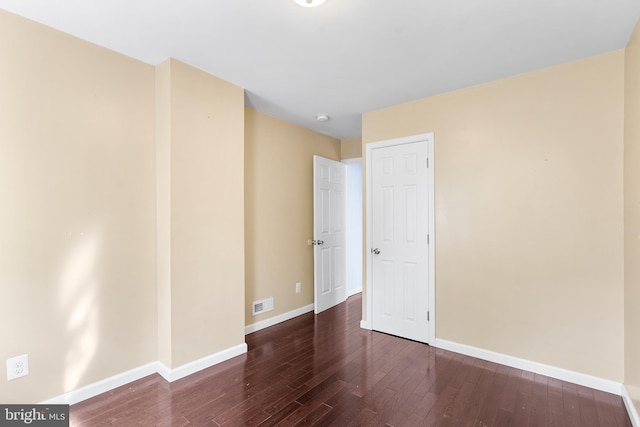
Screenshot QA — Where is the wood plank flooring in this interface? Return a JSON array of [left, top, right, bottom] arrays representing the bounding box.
[[70, 294, 631, 426]]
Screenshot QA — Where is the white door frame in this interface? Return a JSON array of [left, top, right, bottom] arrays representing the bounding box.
[[363, 133, 435, 344]]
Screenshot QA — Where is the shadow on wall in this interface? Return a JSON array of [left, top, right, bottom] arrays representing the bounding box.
[[57, 229, 100, 392]]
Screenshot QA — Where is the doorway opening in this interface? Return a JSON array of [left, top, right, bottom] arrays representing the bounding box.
[[344, 158, 363, 297]]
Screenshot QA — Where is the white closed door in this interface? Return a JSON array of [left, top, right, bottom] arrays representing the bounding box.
[[371, 139, 430, 343], [313, 156, 347, 314]]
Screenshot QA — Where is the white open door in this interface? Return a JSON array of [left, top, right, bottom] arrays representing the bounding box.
[[313, 156, 347, 314], [366, 134, 434, 344]]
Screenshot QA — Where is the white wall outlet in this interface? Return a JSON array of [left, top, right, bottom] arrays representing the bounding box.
[[6, 354, 29, 381], [295, 282, 301, 293]]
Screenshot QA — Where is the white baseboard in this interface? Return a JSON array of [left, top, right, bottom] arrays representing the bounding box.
[[245, 304, 314, 335], [347, 288, 362, 298], [434, 338, 621, 395], [623, 385, 640, 427], [360, 320, 371, 330], [40, 362, 161, 405], [157, 343, 247, 382], [41, 343, 248, 405]]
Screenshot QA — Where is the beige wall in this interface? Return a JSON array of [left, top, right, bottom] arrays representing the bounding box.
[[0, 10, 245, 401], [160, 59, 246, 368], [245, 108, 340, 326], [0, 10, 157, 402], [625, 19, 640, 412], [156, 60, 172, 368], [341, 136, 362, 160], [363, 52, 625, 381]]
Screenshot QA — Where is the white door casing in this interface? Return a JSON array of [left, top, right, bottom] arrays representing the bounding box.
[[365, 133, 435, 344], [313, 156, 347, 314]]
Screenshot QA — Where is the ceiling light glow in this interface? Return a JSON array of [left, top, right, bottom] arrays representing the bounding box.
[[294, 0, 326, 7]]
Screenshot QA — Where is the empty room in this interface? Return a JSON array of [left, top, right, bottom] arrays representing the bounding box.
[[1, 0, 640, 425]]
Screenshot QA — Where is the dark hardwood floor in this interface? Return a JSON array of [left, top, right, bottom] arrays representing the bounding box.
[[71, 294, 631, 426]]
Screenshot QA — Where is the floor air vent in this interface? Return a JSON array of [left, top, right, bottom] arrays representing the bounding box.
[[252, 297, 274, 316]]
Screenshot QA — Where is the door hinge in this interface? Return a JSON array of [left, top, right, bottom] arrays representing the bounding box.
[[426, 157, 429, 168], [427, 234, 429, 244], [427, 311, 430, 322]]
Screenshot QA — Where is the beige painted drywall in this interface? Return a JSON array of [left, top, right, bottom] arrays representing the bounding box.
[[155, 60, 172, 368], [245, 108, 340, 327], [0, 10, 157, 402], [363, 52, 625, 382], [163, 59, 246, 368], [341, 136, 363, 160], [625, 18, 640, 412]]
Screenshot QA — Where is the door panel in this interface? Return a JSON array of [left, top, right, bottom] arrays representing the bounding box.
[[314, 156, 347, 314], [371, 140, 430, 343]]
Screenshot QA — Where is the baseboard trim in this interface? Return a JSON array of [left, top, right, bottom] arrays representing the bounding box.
[[41, 343, 248, 405], [40, 362, 161, 405], [623, 385, 640, 427], [347, 288, 362, 298], [158, 343, 248, 382], [434, 338, 621, 395], [245, 304, 314, 335], [360, 320, 372, 330]]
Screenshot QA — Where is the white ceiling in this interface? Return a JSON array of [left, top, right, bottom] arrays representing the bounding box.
[[1, 0, 639, 140]]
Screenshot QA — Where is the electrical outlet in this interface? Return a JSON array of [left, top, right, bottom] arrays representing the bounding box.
[[7, 354, 29, 381], [295, 282, 301, 293]]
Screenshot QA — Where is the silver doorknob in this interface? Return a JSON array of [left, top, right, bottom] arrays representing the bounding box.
[[371, 248, 380, 255]]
